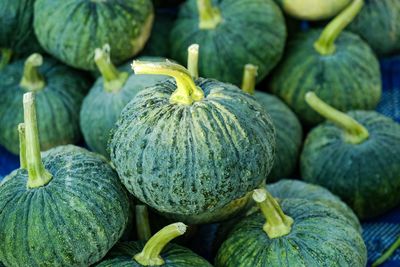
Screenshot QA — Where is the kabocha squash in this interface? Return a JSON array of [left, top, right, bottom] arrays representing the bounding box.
[[216, 189, 367, 267], [170, 0, 286, 86], [0, 54, 89, 155], [0, 93, 130, 266], [242, 65, 302, 181], [348, 0, 400, 56], [34, 0, 154, 71], [301, 92, 400, 219], [97, 223, 212, 267], [109, 61, 275, 220], [270, 0, 381, 126]]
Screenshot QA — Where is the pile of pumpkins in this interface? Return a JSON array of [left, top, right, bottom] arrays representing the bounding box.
[[0, 0, 400, 266]]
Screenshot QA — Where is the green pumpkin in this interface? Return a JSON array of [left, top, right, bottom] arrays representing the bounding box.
[[109, 61, 275, 221], [348, 0, 400, 56], [34, 0, 154, 71], [0, 54, 89, 155], [271, 0, 381, 126], [215, 189, 367, 267], [301, 92, 400, 219], [170, 0, 286, 86], [0, 93, 130, 266]]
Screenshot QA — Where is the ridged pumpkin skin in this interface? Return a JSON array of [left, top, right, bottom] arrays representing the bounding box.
[[0, 145, 130, 267], [0, 57, 89, 155], [215, 198, 367, 267], [349, 0, 400, 56], [170, 0, 286, 86], [96, 241, 212, 267], [270, 30, 381, 126], [110, 78, 275, 218], [34, 0, 154, 70], [301, 111, 400, 219]]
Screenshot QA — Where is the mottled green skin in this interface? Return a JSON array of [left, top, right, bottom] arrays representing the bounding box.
[[216, 198, 367, 267], [0, 57, 90, 155], [109, 78, 275, 218], [301, 111, 400, 219], [349, 0, 400, 56], [34, 0, 154, 70], [0, 145, 130, 267], [270, 30, 382, 126], [170, 0, 286, 86], [96, 241, 212, 267]]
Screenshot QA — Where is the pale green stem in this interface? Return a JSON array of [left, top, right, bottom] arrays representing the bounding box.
[[134, 222, 187, 266], [20, 54, 46, 91], [197, 0, 222, 29], [187, 44, 199, 79], [18, 123, 27, 169], [136, 205, 152, 241], [241, 64, 258, 95], [372, 236, 400, 267], [0, 48, 12, 70], [314, 0, 364, 55], [305, 92, 369, 144]]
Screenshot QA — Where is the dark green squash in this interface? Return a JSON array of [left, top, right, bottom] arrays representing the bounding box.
[[0, 53, 90, 155], [109, 61, 275, 221], [270, 0, 381, 126], [170, 0, 286, 86], [0, 93, 130, 266], [215, 188, 367, 267], [300, 92, 400, 219], [34, 0, 154, 71]]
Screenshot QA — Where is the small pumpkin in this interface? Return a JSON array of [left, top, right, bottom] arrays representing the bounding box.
[[301, 92, 400, 219], [215, 188, 367, 267], [170, 0, 286, 86], [270, 0, 381, 125], [0, 93, 130, 266], [34, 0, 154, 71], [0, 53, 89, 155]]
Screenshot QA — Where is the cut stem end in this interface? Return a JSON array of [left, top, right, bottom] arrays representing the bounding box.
[[20, 54, 46, 91], [241, 64, 258, 95], [187, 44, 199, 79], [197, 0, 222, 29]]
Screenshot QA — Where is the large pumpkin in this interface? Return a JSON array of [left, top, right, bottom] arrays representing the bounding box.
[[270, 0, 381, 125], [170, 0, 286, 86], [34, 0, 154, 70], [0, 53, 89, 155]]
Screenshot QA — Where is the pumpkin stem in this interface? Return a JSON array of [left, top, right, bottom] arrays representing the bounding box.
[[132, 60, 204, 105], [0, 48, 12, 70], [372, 236, 400, 267], [253, 188, 294, 239], [18, 123, 27, 169], [187, 44, 199, 79], [241, 64, 258, 95], [95, 44, 129, 93], [23, 92, 53, 188], [305, 92, 369, 144], [314, 0, 364, 55], [197, 0, 222, 29], [136, 204, 152, 241], [134, 222, 187, 266], [20, 53, 46, 91]]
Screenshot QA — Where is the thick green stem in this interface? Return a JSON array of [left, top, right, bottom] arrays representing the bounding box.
[[253, 188, 294, 239], [314, 0, 364, 55], [305, 92, 369, 144], [23, 93, 53, 188], [241, 64, 258, 95], [134, 222, 187, 266], [18, 123, 27, 169], [132, 61, 204, 105], [187, 44, 199, 79], [372, 236, 400, 267], [20, 54, 46, 91], [0, 48, 12, 70], [197, 0, 222, 29], [95, 45, 129, 93], [136, 205, 152, 241]]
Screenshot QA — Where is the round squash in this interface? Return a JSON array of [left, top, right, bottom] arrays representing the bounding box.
[[170, 0, 286, 86], [0, 93, 130, 266], [270, 0, 381, 126], [34, 0, 154, 71], [0, 53, 89, 155], [215, 189, 367, 267], [109, 61, 275, 219], [301, 92, 400, 219]]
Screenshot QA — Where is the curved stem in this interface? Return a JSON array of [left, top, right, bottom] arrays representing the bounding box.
[[305, 92, 369, 144], [0, 48, 12, 70], [197, 0, 222, 29], [136, 205, 152, 241], [20, 54, 46, 91], [372, 236, 400, 267], [23, 93, 53, 188], [253, 188, 294, 239], [132, 61, 204, 105], [187, 44, 199, 79], [314, 0, 364, 55], [18, 123, 27, 169], [241, 64, 258, 95], [134, 222, 187, 266]]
